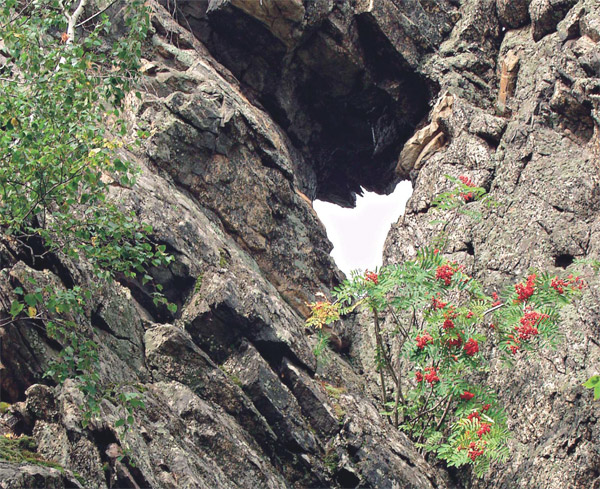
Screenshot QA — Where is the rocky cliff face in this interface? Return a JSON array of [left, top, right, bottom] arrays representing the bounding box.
[[1, 0, 599, 488], [383, 0, 600, 487]]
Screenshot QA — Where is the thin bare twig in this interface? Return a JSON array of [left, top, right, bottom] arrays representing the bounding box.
[[76, 0, 120, 28], [0, 0, 34, 30], [483, 303, 505, 317], [373, 310, 389, 414], [435, 395, 454, 431]]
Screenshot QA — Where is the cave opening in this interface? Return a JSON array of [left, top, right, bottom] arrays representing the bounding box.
[[171, 0, 434, 207], [313, 181, 413, 276]]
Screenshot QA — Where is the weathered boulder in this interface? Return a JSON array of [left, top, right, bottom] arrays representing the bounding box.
[[530, 0, 578, 41], [497, 0, 531, 28], [0, 461, 84, 489]]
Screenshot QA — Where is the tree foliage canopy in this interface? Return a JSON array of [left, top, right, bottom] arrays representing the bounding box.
[[0, 0, 170, 427]]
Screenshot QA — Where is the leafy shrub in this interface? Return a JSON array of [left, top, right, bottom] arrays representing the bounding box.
[[308, 176, 593, 475]]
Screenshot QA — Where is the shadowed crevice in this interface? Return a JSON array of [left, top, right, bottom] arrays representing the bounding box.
[[174, 1, 436, 207]]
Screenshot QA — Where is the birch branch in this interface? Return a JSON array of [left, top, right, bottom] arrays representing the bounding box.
[[57, 0, 89, 68]]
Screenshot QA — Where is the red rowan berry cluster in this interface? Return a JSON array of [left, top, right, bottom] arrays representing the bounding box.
[[436, 264, 458, 285], [467, 411, 481, 421], [515, 274, 536, 302], [365, 271, 378, 285], [443, 318, 455, 330], [458, 175, 476, 202], [464, 338, 479, 356], [506, 308, 550, 353], [432, 297, 447, 310], [468, 441, 485, 461], [459, 175, 476, 187], [442, 306, 458, 330], [551, 274, 585, 294], [424, 366, 439, 384], [477, 423, 491, 438], [416, 332, 434, 349], [516, 309, 548, 341]]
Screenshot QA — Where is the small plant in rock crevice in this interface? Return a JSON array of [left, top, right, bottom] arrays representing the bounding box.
[[307, 175, 595, 476]]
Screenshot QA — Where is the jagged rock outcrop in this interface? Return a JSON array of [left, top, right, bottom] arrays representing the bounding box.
[[169, 0, 457, 206], [0, 145, 449, 487], [1, 0, 599, 488], [0, 461, 84, 489]]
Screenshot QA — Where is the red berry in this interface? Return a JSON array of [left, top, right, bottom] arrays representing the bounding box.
[[464, 338, 479, 356], [416, 332, 434, 349]]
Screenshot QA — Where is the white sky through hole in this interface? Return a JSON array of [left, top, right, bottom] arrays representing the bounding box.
[[314, 181, 413, 276]]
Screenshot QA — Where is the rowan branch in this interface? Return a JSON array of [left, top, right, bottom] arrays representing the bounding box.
[[483, 303, 505, 317]]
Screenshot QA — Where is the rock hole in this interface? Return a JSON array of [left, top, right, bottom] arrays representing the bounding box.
[[313, 182, 413, 275], [7, 234, 75, 289], [185, 304, 244, 365], [92, 428, 150, 489], [91, 428, 120, 488], [182, 3, 434, 206], [554, 253, 575, 269], [64, 479, 82, 489], [466, 242, 475, 256], [0, 318, 59, 404], [147, 239, 197, 311], [91, 308, 115, 336], [335, 467, 361, 488], [116, 243, 195, 324]]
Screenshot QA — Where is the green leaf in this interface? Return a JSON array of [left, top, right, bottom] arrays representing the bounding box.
[[584, 376, 600, 400], [167, 303, 177, 314], [24, 294, 38, 307], [583, 375, 600, 388], [9, 301, 24, 318]]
